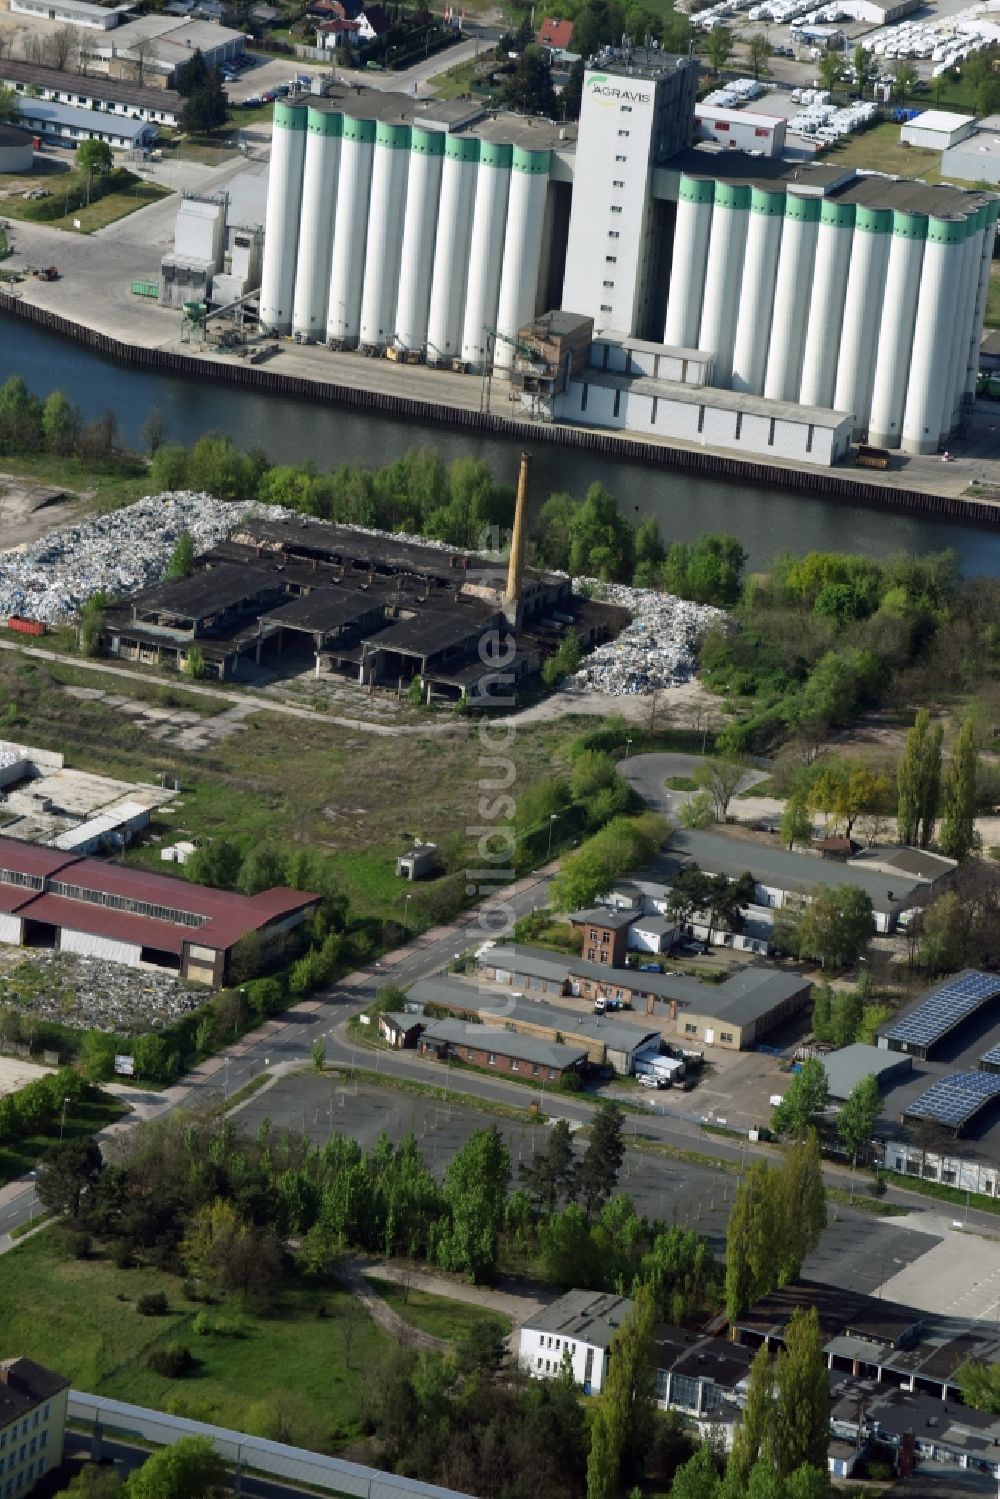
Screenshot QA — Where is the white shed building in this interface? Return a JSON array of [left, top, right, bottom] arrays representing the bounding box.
[[901, 111, 975, 152], [695, 105, 787, 157]]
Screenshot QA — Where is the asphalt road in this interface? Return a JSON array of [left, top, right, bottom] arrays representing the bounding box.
[[617, 751, 768, 820]]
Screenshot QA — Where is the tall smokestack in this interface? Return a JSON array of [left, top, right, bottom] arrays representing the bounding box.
[[504, 451, 531, 627]]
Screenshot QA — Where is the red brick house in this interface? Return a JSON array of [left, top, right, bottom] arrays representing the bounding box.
[[569, 906, 633, 967]]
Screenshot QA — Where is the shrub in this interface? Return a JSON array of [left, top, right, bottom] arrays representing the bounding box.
[[65, 1231, 92, 1260], [147, 1344, 194, 1378], [137, 1291, 169, 1317], [112, 1241, 135, 1270]]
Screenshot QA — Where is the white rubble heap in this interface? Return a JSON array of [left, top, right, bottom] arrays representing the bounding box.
[[570, 580, 728, 695], [0, 492, 257, 626], [3, 950, 205, 1032]]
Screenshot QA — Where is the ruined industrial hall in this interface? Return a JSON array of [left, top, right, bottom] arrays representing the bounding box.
[[101, 477, 625, 703]]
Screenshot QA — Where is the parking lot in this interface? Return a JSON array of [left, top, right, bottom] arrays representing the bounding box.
[[235, 1074, 944, 1297]]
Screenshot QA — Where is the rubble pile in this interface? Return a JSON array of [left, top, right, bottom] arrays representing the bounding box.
[[1, 951, 205, 1033], [0, 492, 257, 626], [571, 580, 728, 695]]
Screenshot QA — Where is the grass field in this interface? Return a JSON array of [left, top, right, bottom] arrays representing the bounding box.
[[428, 59, 483, 99], [0, 170, 171, 232], [0, 1230, 513, 1449], [0, 1089, 127, 1187], [824, 121, 942, 183], [364, 1276, 511, 1342]]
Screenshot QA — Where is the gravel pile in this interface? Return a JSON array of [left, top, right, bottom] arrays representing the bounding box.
[[2, 950, 205, 1033], [0, 492, 257, 626], [570, 580, 728, 695]]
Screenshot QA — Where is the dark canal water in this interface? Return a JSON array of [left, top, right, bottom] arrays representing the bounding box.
[[5, 313, 1000, 574]]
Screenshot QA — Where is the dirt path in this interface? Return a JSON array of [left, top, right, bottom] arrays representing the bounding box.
[[341, 1258, 450, 1354], [351, 1255, 551, 1329]]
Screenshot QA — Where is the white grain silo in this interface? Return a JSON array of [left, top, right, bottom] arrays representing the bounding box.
[[798, 200, 855, 409], [868, 212, 927, 448], [359, 120, 411, 350], [663, 175, 714, 349], [259, 99, 308, 334], [395, 127, 445, 354], [698, 181, 751, 387], [833, 205, 892, 436], [494, 145, 552, 371], [461, 140, 513, 370], [292, 106, 342, 342], [763, 193, 820, 402], [426, 135, 479, 364], [326, 112, 376, 346], [900, 214, 965, 453], [965, 199, 1000, 397], [730, 187, 785, 395], [941, 205, 985, 432]]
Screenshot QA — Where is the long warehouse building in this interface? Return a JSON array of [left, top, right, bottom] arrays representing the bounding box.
[[258, 52, 997, 455]]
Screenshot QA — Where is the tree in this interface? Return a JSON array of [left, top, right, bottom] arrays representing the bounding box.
[[184, 645, 206, 680], [897, 709, 943, 848], [77, 139, 112, 176], [807, 762, 890, 838], [694, 757, 745, 821], [569, 483, 635, 581], [237, 843, 286, 896], [770, 1308, 829, 1477], [437, 1126, 511, 1283], [938, 717, 978, 861], [578, 1102, 625, 1216], [956, 1358, 1000, 1412], [726, 1344, 773, 1493], [780, 798, 812, 851], [773, 1132, 826, 1285], [550, 814, 667, 911], [894, 59, 918, 98], [852, 42, 871, 96], [166, 530, 196, 579], [179, 72, 228, 135], [142, 406, 166, 456], [79, 591, 107, 658], [838, 1073, 880, 1164], [181, 1199, 282, 1306], [562, 57, 584, 120], [0, 86, 20, 124], [669, 1444, 721, 1499], [42, 390, 81, 456], [816, 51, 840, 93], [705, 26, 733, 73], [589, 1284, 658, 1495], [679, 791, 715, 830], [771, 1060, 829, 1139], [521, 1115, 576, 1214], [44, 23, 76, 69], [795, 884, 874, 969], [917, 890, 964, 975], [662, 534, 746, 606], [746, 32, 772, 78], [57, 1467, 124, 1499], [502, 46, 557, 115], [187, 838, 242, 890], [724, 1160, 778, 1319], [36, 1139, 103, 1220], [125, 1436, 228, 1499]]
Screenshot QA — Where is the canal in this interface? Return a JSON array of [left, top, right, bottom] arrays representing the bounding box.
[[4, 314, 1000, 575]]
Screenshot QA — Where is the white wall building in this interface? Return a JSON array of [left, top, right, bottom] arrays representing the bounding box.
[[901, 109, 975, 151], [9, 0, 127, 28], [695, 104, 786, 156], [520, 1291, 633, 1394]]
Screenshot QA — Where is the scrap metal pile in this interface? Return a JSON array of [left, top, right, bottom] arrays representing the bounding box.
[[570, 580, 728, 695], [0, 492, 255, 626], [1, 950, 205, 1033]]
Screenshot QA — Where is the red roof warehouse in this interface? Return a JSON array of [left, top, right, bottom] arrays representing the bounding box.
[[0, 836, 319, 983]]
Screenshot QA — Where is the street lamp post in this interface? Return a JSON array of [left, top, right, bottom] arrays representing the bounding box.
[[625, 738, 633, 760], [59, 1095, 70, 1143], [547, 813, 558, 859]]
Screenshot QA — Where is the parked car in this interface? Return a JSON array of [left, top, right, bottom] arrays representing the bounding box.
[[637, 1074, 667, 1090], [594, 998, 606, 1014]]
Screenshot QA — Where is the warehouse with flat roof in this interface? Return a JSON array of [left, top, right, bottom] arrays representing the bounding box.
[[820, 1043, 913, 1101]]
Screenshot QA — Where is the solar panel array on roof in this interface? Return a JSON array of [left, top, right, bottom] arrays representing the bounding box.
[[881, 971, 1000, 1052], [904, 1072, 1000, 1131], [979, 1042, 1000, 1072]]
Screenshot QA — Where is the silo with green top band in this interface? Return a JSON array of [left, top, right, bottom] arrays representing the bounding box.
[[763, 193, 820, 403], [259, 99, 307, 334], [731, 186, 785, 395], [698, 180, 751, 387], [395, 128, 446, 353], [325, 112, 376, 345], [833, 205, 892, 434], [663, 175, 714, 349], [292, 105, 342, 340], [868, 211, 928, 448], [901, 214, 967, 452], [426, 135, 479, 361], [461, 141, 513, 370], [495, 146, 552, 371], [360, 121, 411, 349], [799, 200, 855, 410]]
